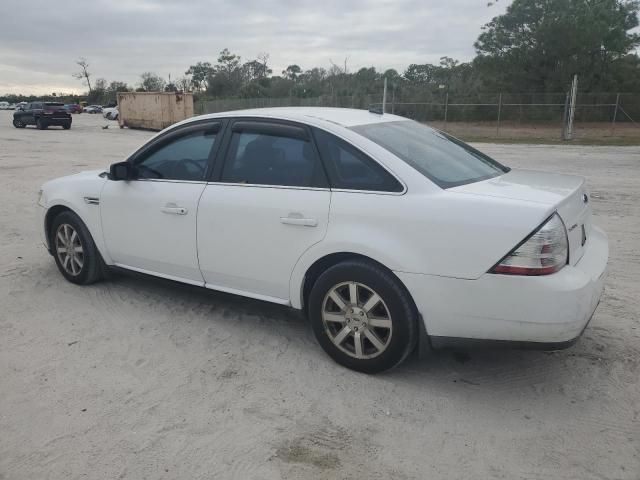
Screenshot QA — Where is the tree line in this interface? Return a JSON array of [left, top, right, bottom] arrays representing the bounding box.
[[2, 0, 639, 105]]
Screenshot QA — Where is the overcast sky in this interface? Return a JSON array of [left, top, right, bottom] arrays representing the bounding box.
[[0, 0, 509, 95]]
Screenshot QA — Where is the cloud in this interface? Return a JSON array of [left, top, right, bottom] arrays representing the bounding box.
[[0, 0, 507, 94]]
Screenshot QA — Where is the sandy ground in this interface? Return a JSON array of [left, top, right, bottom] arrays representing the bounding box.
[[0, 110, 639, 480]]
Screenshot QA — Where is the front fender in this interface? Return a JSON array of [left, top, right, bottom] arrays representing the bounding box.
[[41, 171, 111, 263]]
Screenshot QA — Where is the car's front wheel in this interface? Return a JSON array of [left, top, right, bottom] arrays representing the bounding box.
[[36, 118, 47, 130], [51, 211, 104, 285], [308, 259, 418, 373], [12, 118, 25, 128]]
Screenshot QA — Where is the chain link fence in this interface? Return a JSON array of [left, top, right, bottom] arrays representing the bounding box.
[[197, 92, 640, 142]]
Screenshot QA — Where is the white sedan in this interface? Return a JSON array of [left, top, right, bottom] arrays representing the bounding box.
[[37, 108, 608, 373], [102, 107, 118, 120]]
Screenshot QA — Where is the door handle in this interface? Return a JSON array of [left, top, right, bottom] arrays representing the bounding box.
[[280, 215, 318, 227], [161, 205, 188, 215]]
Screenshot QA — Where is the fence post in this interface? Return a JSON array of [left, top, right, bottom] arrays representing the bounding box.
[[443, 92, 449, 130], [496, 93, 502, 137], [564, 74, 578, 140], [391, 87, 395, 114], [562, 93, 569, 139], [382, 77, 388, 113], [612, 93, 620, 133]]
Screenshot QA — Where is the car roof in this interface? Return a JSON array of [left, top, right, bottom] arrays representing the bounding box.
[[184, 107, 411, 128]]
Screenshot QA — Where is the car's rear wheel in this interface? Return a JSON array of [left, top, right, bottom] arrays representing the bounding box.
[[51, 211, 104, 285], [63, 122, 71, 130], [12, 118, 25, 128], [308, 259, 418, 373], [36, 118, 47, 130]]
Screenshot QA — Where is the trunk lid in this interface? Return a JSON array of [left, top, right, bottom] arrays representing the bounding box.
[[450, 169, 592, 265]]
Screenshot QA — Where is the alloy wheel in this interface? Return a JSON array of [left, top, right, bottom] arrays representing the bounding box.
[[55, 224, 84, 276], [322, 281, 393, 359]]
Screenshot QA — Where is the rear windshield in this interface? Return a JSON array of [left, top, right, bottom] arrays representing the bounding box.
[[44, 102, 65, 107], [351, 120, 509, 188]]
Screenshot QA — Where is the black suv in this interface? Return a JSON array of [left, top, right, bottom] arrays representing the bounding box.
[[13, 102, 72, 130]]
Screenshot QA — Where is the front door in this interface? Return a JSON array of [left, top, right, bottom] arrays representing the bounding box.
[[101, 122, 221, 284], [197, 120, 331, 302]]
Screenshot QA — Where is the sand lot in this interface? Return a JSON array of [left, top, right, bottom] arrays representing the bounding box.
[[1, 110, 639, 479]]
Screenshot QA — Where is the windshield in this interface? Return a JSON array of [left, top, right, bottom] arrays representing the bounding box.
[[351, 120, 509, 188]]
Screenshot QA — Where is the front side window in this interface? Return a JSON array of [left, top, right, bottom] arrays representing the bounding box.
[[221, 128, 325, 187], [351, 120, 509, 188], [133, 129, 217, 181], [313, 128, 403, 192]]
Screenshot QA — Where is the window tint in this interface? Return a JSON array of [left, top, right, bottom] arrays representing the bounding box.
[[313, 128, 403, 192], [134, 129, 217, 181], [221, 128, 325, 187], [350, 121, 508, 188]]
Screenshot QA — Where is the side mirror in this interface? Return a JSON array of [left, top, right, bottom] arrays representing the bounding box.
[[109, 161, 134, 181]]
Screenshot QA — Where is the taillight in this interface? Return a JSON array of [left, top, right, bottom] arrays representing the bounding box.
[[490, 213, 568, 276]]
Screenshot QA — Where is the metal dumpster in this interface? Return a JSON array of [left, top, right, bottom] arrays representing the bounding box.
[[117, 92, 194, 130]]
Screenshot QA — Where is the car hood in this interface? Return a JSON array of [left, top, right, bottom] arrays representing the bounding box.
[[449, 168, 585, 205], [42, 169, 107, 195]]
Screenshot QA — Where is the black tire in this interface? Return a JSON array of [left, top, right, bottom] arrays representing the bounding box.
[[50, 211, 104, 285], [308, 259, 418, 373], [63, 122, 71, 130], [12, 118, 25, 128], [36, 118, 47, 130]]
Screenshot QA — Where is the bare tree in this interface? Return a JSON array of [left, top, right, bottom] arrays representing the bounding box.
[[72, 57, 93, 94]]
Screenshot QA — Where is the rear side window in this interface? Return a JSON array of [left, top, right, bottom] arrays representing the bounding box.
[[351, 120, 508, 188], [313, 128, 403, 192], [221, 127, 326, 188]]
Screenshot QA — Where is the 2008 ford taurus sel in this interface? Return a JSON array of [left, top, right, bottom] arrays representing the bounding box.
[[38, 108, 608, 372]]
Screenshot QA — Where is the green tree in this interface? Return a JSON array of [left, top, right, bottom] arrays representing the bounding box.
[[282, 64, 302, 81], [139, 72, 166, 92], [474, 0, 640, 92], [403, 63, 437, 83], [185, 62, 213, 91]]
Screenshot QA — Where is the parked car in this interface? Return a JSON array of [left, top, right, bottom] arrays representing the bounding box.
[[13, 101, 71, 129], [64, 104, 83, 114], [83, 105, 102, 114], [102, 106, 118, 120], [37, 108, 608, 373], [0, 101, 10, 110]]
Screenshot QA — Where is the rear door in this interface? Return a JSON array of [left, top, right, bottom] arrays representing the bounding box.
[[197, 119, 330, 302]]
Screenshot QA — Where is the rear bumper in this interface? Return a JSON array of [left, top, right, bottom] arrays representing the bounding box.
[[42, 117, 71, 125], [397, 226, 608, 344]]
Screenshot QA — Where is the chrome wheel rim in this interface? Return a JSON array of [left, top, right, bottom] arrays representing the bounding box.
[[55, 224, 84, 276], [322, 281, 393, 359]]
